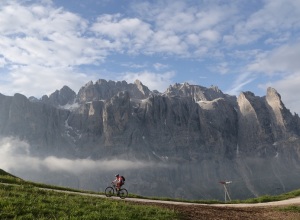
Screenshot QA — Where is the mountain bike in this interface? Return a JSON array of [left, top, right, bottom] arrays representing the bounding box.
[[105, 183, 128, 199]]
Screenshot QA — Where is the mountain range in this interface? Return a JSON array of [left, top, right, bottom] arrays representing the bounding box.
[[1, 79, 300, 200]]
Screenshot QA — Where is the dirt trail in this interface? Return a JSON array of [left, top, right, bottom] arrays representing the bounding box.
[[124, 196, 300, 207], [140, 202, 300, 220], [47, 188, 300, 219], [126, 197, 300, 220], [3, 182, 300, 219], [212, 196, 300, 207], [14, 183, 298, 220]]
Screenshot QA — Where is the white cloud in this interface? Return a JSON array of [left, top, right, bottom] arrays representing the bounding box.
[[121, 62, 147, 69], [199, 30, 220, 42], [92, 14, 151, 39], [1, 1, 188, 97], [0, 57, 6, 67], [226, 72, 257, 95], [0, 2, 87, 37], [248, 42, 300, 75], [244, 40, 300, 115], [135, 1, 235, 34], [91, 14, 153, 54], [120, 71, 175, 92], [44, 157, 152, 174], [0, 137, 157, 175], [224, 0, 300, 45], [131, 1, 237, 56], [0, 1, 106, 97], [0, 137, 40, 172], [265, 33, 291, 46], [259, 73, 300, 115], [0, 5, 102, 68], [91, 12, 190, 56], [1, 65, 99, 97], [246, 40, 300, 115], [89, 1, 239, 57], [215, 62, 229, 75], [146, 30, 188, 55], [0, 0, 299, 107], [153, 63, 168, 71]]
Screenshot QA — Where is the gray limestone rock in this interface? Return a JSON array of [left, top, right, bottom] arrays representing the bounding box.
[[0, 81, 300, 200]]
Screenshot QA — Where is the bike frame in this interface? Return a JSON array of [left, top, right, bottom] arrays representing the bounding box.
[[105, 183, 128, 199]]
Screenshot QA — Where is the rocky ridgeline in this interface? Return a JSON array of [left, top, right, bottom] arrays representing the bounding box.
[[0, 79, 300, 200]]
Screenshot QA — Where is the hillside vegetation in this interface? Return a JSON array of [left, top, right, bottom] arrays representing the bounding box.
[[0, 169, 178, 219], [1, 169, 300, 219]]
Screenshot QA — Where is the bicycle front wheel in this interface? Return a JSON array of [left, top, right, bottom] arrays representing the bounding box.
[[105, 186, 114, 197], [119, 188, 128, 199]]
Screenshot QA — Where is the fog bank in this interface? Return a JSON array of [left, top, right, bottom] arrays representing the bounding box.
[[0, 137, 158, 175]]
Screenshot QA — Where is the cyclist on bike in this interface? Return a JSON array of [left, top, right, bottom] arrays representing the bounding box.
[[112, 174, 124, 192]]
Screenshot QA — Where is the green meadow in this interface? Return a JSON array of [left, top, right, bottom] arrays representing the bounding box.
[[1, 168, 300, 219], [0, 170, 179, 219]]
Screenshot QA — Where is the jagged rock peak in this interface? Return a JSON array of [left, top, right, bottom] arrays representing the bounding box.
[[165, 82, 225, 102], [60, 85, 75, 95], [77, 79, 151, 103], [237, 91, 266, 114], [241, 91, 255, 97], [95, 79, 128, 87], [238, 91, 255, 102], [46, 85, 76, 107], [237, 92, 255, 111], [238, 88, 282, 102], [265, 87, 284, 109], [267, 87, 281, 99], [85, 80, 94, 86], [13, 93, 28, 101], [134, 79, 142, 86], [96, 79, 106, 84], [134, 79, 150, 97], [210, 85, 221, 93], [265, 87, 286, 129], [28, 96, 39, 102]]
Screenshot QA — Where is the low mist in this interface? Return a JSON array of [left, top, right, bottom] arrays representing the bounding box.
[[2, 136, 298, 200], [0, 136, 160, 178]]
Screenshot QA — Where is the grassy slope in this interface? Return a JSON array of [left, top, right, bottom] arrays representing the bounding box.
[[0, 168, 299, 219], [0, 169, 179, 219], [0, 169, 17, 177]]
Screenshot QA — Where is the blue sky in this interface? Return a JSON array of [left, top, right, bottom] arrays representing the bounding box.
[[0, 0, 299, 114]]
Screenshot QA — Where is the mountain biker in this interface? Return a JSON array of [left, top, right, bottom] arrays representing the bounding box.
[[112, 174, 124, 192]]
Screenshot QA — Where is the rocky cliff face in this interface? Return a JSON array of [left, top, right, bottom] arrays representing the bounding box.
[[1, 79, 300, 200], [41, 85, 76, 107]]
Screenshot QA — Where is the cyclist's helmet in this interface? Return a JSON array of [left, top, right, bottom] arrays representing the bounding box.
[[115, 174, 119, 177]]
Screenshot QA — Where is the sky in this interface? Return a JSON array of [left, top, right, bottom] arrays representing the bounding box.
[[0, 0, 299, 114]]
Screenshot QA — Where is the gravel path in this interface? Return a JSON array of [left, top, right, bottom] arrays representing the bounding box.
[[127, 197, 300, 220], [43, 187, 300, 219], [3, 182, 300, 219]]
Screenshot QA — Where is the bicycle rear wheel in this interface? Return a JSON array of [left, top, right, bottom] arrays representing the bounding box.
[[119, 188, 128, 199], [105, 186, 114, 197]]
